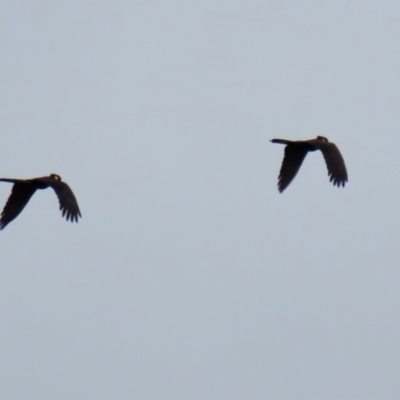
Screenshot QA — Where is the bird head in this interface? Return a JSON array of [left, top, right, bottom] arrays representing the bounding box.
[[50, 174, 62, 181], [316, 136, 329, 142]]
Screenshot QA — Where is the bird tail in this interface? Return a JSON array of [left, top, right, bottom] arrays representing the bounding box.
[[270, 139, 293, 145], [0, 178, 20, 183]]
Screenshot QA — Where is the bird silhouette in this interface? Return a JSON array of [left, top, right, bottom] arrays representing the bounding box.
[[0, 174, 81, 229], [271, 136, 348, 192]]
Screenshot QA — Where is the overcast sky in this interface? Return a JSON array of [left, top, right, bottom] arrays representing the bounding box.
[[1, 1, 400, 399]]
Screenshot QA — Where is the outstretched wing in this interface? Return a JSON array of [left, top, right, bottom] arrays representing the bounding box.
[[315, 142, 348, 187], [0, 182, 37, 229], [50, 181, 82, 222], [276, 144, 309, 192]]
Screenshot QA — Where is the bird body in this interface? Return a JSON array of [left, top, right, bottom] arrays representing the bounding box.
[[0, 174, 81, 229], [271, 136, 348, 192]]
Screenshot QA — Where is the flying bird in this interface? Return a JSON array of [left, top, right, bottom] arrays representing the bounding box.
[[0, 174, 81, 229], [271, 136, 348, 192]]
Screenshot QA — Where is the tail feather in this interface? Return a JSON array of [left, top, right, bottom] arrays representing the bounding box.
[[271, 139, 293, 145], [0, 179, 19, 183]]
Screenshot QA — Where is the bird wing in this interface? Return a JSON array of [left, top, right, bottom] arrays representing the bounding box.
[[50, 181, 81, 222], [277, 144, 309, 192], [0, 182, 37, 229], [314, 142, 348, 187]]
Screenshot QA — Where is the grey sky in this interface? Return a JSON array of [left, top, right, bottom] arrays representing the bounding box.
[[0, 1, 399, 399]]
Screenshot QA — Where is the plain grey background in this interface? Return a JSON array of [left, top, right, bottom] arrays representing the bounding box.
[[0, 1, 399, 399]]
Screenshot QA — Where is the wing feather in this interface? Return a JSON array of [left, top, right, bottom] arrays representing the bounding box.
[[314, 142, 348, 187], [50, 181, 82, 222], [276, 144, 309, 192], [0, 182, 37, 229]]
